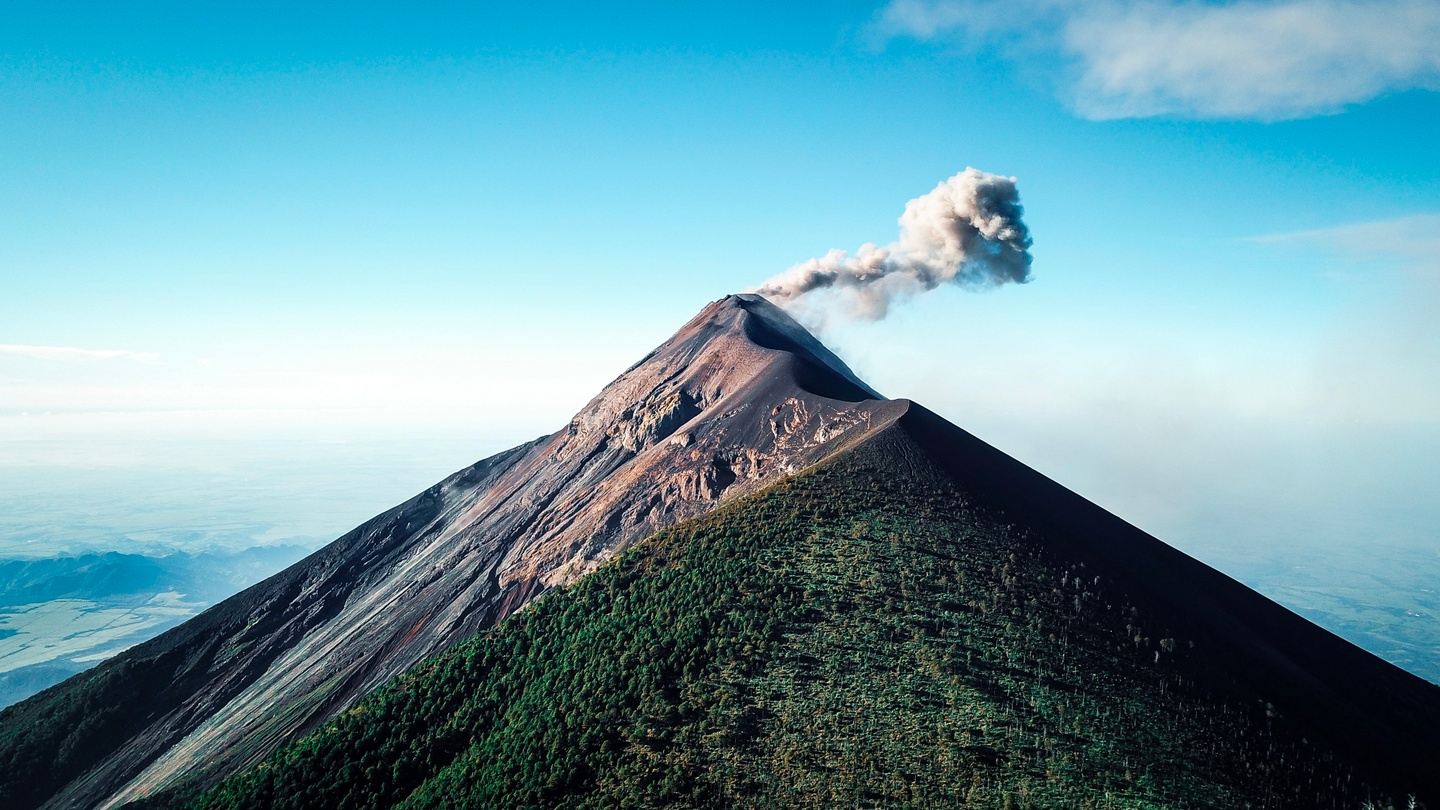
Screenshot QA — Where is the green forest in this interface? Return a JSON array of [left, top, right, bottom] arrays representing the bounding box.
[[179, 443, 1396, 809]]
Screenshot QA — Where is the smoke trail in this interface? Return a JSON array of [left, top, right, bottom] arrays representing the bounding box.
[[755, 167, 1033, 319]]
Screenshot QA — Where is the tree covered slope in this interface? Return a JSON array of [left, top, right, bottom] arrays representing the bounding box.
[[177, 415, 1440, 810]]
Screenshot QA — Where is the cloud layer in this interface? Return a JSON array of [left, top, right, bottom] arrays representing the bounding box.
[[0, 344, 159, 363], [878, 0, 1440, 120], [755, 167, 1033, 319]]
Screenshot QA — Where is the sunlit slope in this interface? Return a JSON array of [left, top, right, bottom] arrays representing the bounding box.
[[0, 294, 903, 810]]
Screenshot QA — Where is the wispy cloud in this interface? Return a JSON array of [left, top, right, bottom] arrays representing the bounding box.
[[1251, 214, 1440, 270], [876, 0, 1440, 120], [0, 344, 160, 363]]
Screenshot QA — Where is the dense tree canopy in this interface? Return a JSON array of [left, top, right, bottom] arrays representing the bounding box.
[[183, 445, 1400, 809]]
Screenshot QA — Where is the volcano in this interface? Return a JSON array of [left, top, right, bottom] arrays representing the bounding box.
[[1, 294, 1437, 809]]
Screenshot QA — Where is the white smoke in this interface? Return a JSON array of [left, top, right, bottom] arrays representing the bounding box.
[[755, 167, 1033, 319]]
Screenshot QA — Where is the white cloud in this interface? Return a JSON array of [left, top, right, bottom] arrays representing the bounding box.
[[877, 0, 1440, 120], [1251, 213, 1440, 269], [0, 344, 160, 363]]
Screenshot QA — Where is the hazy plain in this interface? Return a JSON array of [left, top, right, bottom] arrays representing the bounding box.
[[0, 430, 524, 706]]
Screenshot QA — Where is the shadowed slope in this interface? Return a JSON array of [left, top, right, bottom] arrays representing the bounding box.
[[894, 403, 1440, 801], [0, 294, 903, 810]]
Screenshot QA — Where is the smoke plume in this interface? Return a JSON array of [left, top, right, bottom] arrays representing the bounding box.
[[755, 167, 1033, 319]]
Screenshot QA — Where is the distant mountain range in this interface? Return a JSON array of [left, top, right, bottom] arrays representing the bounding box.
[[1, 294, 1436, 808], [0, 547, 314, 607], [0, 546, 311, 709]]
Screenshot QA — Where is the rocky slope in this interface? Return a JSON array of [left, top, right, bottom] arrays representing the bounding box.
[[0, 294, 905, 810]]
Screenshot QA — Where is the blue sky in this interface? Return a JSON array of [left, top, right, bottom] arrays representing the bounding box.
[[2, 2, 1438, 569]]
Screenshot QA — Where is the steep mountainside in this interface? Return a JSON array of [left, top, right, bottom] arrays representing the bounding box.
[[180, 407, 1440, 809], [0, 295, 904, 810]]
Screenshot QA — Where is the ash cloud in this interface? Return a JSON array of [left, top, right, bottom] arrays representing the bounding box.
[[755, 167, 1033, 319]]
